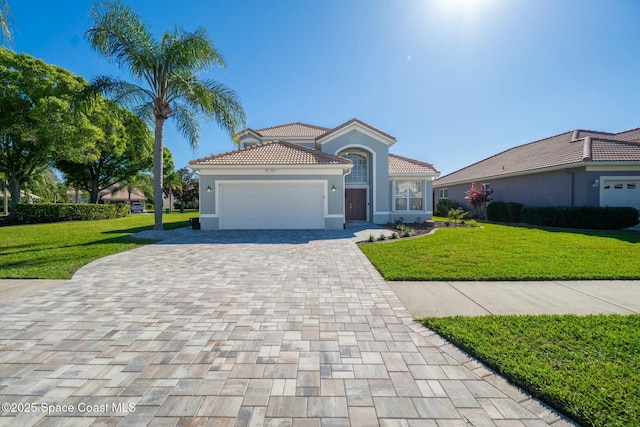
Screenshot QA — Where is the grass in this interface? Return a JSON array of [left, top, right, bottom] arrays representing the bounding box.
[[0, 211, 195, 279], [360, 222, 640, 280], [422, 315, 640, 427]]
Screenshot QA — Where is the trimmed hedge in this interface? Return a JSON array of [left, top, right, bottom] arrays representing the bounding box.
[[487, 201, 524, 223], [521, 206, 639, 230], [17, 203, 130, 224]]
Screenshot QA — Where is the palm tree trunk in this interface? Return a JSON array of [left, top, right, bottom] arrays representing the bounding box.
[[153, 117, 165, 230]]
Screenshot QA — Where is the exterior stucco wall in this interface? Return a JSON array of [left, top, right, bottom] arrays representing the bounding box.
[[198, 172, 345, 230], [434, 167, 640, 213], [320, 129, 391, 224]]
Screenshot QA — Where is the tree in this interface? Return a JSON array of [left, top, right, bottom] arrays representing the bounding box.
[[465, 182, 493, 220], [56, 98, 153, 203], [86, 1, 245, 230], [0, 0, 14, 45], [174, 167, 199, 211], [0, 47, 99, 218]]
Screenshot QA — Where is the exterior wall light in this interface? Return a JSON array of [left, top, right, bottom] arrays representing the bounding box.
[[331, 185, 336, 192], [206, 186, 212, 192], [592, 179, 599, 188]]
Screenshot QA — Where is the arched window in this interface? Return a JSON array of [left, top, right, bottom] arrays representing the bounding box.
[[342, 152, 368, 184]]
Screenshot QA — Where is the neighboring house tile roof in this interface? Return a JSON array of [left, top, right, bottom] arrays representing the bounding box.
[[189, 141, 353, 166], [254, 122, 330, 138], [435, 129, 640, 186], [389, 154, 440, 175]]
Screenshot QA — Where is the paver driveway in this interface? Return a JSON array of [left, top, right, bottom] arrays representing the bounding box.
[[0, 228, 574, 426]]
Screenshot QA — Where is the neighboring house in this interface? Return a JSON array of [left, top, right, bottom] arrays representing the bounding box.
[[189, 118, 440, 230], [434, 128, 640, 212], [99, 185, 147, 205]]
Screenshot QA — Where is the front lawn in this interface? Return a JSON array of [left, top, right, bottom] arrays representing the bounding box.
[[0, 211, 194, 279], [360, 223, 640, 280], [422, 315, 640, 427]]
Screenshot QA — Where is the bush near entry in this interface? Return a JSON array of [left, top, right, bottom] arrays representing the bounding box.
[[17, 203, 130, 223]]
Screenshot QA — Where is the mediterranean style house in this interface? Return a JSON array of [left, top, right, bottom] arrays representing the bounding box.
[[189, 118, 440, 230], [433, 128, 640, 212]]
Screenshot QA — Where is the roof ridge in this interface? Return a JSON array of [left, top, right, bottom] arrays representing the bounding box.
[[316, 118, 396, 142], [255, 122, 330, 132]]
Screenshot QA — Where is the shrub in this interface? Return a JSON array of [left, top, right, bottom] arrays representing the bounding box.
[[487, 201, 524, 223], [521, 206, 639, 230], [17, 203, 130, 224], [390, 232, 398, 239], [447, 207, 468, 224], [377, 233, 387, 241], [465, 183, 493, 220], [368, 234, 375, 242], [436, 199, 460, 216]]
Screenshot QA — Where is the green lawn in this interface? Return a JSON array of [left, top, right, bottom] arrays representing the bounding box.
[[360, 223, 640, 280], [0, 211, 195, 279], [422, 315, 640, 427]]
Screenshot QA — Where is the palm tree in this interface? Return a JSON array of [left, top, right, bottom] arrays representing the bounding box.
[[86, 1, 245, 230]]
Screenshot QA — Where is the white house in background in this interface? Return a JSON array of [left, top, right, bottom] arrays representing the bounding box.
[[189, 118, 440, 230]]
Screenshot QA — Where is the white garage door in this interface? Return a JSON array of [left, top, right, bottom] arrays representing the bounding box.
[[219, 182, 325, 229], [601, 179, 640, 210]]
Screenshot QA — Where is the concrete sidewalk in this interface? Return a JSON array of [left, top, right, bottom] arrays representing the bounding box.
[[389, 280, 640, 318]]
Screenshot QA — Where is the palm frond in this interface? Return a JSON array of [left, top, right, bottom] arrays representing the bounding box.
[[85, 1, 156, 80], [0, 0, 14, 45], [91, 75, 152, 110], [171, 102, 200, 149], [160, 26, 226, 76], [168, 74, 246, 136]]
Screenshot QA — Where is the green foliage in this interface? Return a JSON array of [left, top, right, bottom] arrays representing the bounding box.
[[360, 222, 640, 280], [56, 99, 153, 203], [447, 207, 468, 223], [0, 211, 194, 279], [390, 232, 398, 239], [422, 315, 640, 427], [377, 233, 387, 241], [487, 201, 524, 223], [0, 47, 99, 218], [436, 199, 460, 216], [522, 206, 639, 230], [16, 203, 130, 223], [368, 234, 375, 242]]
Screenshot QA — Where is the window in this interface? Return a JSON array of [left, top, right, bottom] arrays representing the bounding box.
[[439, 188, 448, 200], [395, 180, 423, 211], [627, 183, 637, 189], [342, 152, 368, 184], [614, 184, 623, 189]]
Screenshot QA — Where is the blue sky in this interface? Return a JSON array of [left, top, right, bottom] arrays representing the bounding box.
[[7, 0, 640, 175]]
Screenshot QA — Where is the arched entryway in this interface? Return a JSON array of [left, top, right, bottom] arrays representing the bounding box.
[[340, 149, 370, 221]]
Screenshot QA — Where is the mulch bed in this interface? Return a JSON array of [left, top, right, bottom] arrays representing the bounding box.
[[385, 220, 470, 237]]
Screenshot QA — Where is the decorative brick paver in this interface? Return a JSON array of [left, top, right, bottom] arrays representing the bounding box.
[[0, 228, 576, 426]]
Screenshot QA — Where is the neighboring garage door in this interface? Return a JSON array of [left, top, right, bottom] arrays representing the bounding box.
[[601, 178, 640, 210], [219, 182, 325, 229]]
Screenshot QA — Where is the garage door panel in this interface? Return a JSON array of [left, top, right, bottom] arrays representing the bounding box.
[[220, 182, 325, 230], [601, 179, 640, 210]]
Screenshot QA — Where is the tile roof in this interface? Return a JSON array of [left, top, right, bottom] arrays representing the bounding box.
[[255, 122, 330, 138], [317, 118, 397, 142], [189, 141, 352, 166], [389, 154, 440, 176], [435, 129, 640, 186]]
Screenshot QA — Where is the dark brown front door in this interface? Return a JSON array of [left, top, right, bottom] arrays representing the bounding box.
[[345, 188, 367, 221]]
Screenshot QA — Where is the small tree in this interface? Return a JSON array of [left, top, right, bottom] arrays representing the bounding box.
[[465, 182, 493, 220]]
